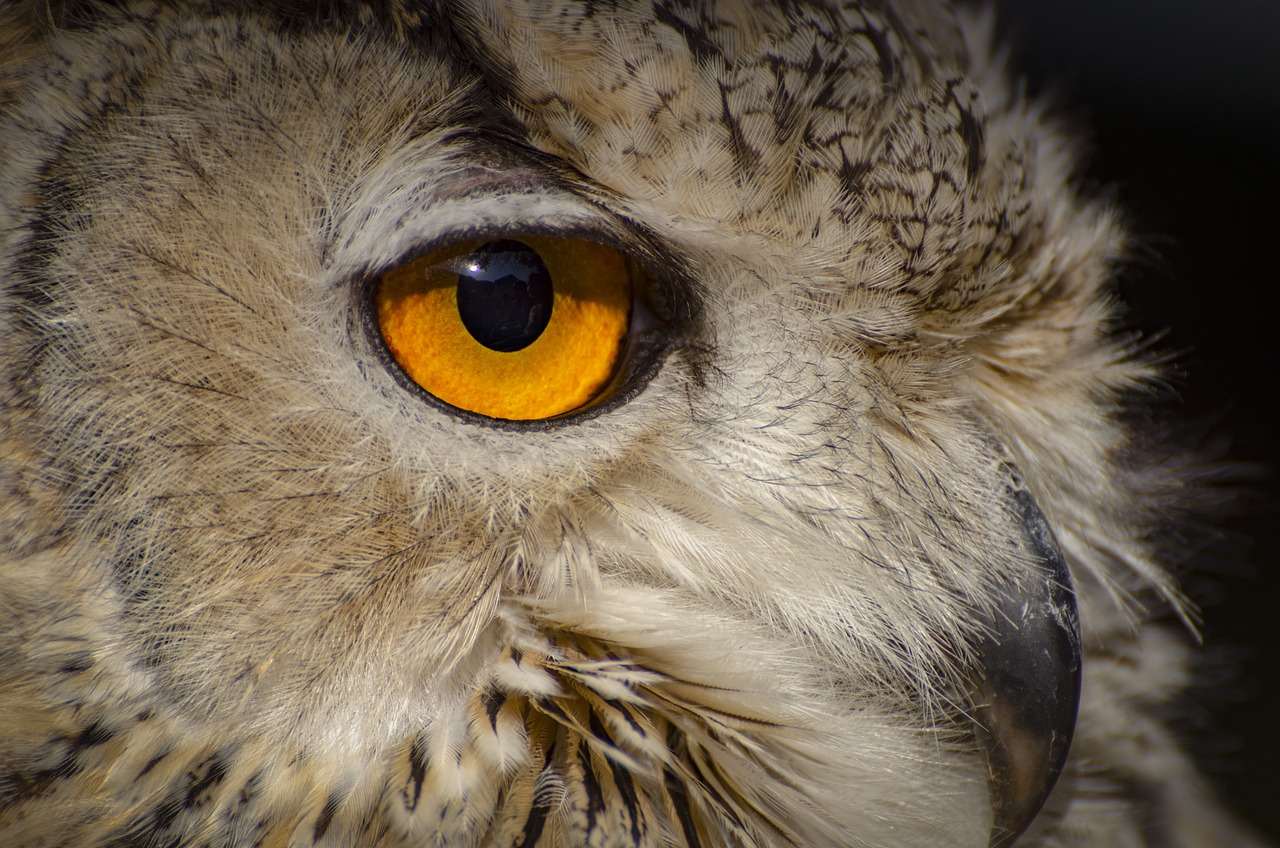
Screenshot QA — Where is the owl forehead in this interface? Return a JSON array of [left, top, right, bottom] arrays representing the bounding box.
[[438, 1, 1023, 309], [454, 5, 951, 184], [8, 0, 1049, 347]]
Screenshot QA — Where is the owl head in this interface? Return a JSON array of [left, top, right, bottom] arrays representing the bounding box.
[[0, 2, 1210, 847]]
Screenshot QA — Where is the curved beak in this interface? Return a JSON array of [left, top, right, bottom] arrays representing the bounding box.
[[971, 486, 1082, 847]]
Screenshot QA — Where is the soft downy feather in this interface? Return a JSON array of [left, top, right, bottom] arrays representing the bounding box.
[[0, 1, 1266, 846]]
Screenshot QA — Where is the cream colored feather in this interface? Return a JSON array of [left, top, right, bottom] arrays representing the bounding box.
[[0, 2, 1265, 846]]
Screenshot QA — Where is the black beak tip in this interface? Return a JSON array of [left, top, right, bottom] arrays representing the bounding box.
[[974, 486, 1083, 848]]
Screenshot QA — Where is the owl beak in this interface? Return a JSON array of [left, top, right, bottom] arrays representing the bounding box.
[[971, 487, 1082, 848]]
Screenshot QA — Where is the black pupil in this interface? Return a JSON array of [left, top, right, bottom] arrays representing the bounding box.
[[456, 239, 553, 352]]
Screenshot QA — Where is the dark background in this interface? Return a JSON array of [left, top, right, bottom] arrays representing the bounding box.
[[987, 0, 1280, 839]]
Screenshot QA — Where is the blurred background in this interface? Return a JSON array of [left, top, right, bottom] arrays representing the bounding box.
[[987, 0, 1280, 839]]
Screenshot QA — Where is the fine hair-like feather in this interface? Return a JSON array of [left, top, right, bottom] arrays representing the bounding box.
[[0, 1, 1266, 846]]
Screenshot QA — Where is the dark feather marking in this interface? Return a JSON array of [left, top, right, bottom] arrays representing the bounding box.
[[838, 153, 874, 199], [184, 753, 229, 809], [514, 742, 557, 848], [112, 751, 228, 837], [75, 719, 116, 748], [577, 738, 604, 834], [225, 769, 262, 829], [663, 726, 703, 848], [0, 749, 81, 810], [483, 684, 507, 731], [312, 792, 341, 842], [719, 83, 761, 179], [943, 78, 984, 182], [149, 790, 185, 833], [664, 766, 704, 848], [536, 697, 571, 725], [59, 652, 94, 673], [605, 698, 646, 736], [404, 734, 428, 813], [862, 21, 901, 85], [136, 748, 172, 780], [652, 2, 721, 65], [584, 711, 646, 840]]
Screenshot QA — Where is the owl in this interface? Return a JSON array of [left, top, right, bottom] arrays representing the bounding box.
[[0, 1, 1266, 846]]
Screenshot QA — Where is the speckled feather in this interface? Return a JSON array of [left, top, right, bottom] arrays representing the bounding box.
[[0, 1, 1264, 846]]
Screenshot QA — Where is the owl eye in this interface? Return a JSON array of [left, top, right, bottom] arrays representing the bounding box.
[[373, 235, 639, 421]]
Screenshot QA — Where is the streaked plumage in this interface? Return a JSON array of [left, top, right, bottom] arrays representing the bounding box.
[[0, 1, 1264, 846]]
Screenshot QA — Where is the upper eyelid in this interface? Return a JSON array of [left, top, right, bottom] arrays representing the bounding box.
[[329, 152, 699, 336], [337, 195, 624, 280]]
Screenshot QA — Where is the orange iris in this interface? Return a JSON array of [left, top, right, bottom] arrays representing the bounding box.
[[374, 236, 633, 420]]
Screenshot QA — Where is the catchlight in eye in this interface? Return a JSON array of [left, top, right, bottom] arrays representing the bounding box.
[[374, 235, 637, 421]]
